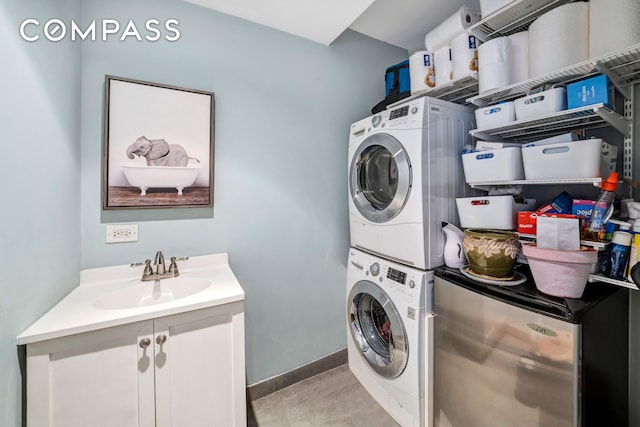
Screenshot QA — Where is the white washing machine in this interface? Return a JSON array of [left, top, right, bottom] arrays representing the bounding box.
[[347, 247, 434, 427], [348, 97, 474, 270]]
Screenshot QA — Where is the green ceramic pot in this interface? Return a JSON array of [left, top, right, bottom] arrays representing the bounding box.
[[462, 229, 521, 278]]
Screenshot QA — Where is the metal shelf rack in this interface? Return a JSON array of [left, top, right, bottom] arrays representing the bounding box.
[[467, 0, 573, 41], [470, 103, 630, 142], [467, 44, 640, 106]]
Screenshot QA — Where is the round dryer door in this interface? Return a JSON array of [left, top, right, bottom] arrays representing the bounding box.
[[349, 133, 411, 223], [348, 280, 408, 378]]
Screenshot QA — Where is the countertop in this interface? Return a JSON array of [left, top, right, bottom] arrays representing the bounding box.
[[17, 253, 244, 345]]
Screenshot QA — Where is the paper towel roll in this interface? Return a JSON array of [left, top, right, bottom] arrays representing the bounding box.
[[424, 6, 481, 52], [478, 37, 511, 94], [508, 31, 529, 84], [590, 0, 640, 58], [528, 2, 589, 79], [434, 47, 453, 88], [409, 51, 435, 94], [451, 34, 479, 81]]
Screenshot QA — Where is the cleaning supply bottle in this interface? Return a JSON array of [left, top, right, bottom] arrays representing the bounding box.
[[609, 230, 632, 280], [581, 172, 619, 242], [627, 218, 640, 281]]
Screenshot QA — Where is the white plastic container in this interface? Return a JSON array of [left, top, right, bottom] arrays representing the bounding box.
[[474, 102, 515, 129], [514, 87, 567, 120], [457, 195, 536, 230], [480, 0, 513, 17], [461, 147, 524, 183], [521, 138, 604, 180]]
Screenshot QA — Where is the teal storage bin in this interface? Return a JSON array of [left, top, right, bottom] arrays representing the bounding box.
[[566, 74, 614, 110]]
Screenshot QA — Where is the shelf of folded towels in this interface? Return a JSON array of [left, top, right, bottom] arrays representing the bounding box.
[[468, 43, 640, 106], [469, 0, 573, 41], [470, 103, 630, 142]]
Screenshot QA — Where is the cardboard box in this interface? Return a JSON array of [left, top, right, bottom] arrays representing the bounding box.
[[517, 211, 578, 236], [566, 74, 614, 110], [572, 199, 596, 218]]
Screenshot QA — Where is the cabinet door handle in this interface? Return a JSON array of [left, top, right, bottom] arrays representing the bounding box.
[[139, 338, 151, 349], [156, 335, 167, 345]]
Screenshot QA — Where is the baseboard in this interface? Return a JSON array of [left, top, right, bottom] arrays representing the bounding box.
[[246, 348, 347, 401]]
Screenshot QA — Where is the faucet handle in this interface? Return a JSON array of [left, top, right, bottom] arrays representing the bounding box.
[[168, 256, 189, 277], [131, 259, 153, 279]]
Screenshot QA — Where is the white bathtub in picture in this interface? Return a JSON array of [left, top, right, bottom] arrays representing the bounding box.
[[121, 163, 202, 195]]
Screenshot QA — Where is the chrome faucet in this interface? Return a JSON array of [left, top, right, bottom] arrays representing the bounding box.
[[131, 251, 189, 281]]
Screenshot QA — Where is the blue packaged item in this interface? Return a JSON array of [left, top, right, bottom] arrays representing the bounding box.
[[536, 191, 573, 215], [566, 74, 614, 110], [385, 60, 410, 97], [372, 60, 411, 113]]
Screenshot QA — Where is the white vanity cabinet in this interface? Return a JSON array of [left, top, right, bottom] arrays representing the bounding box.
[[18, 253, 247, 427], [25, 301, 245, 427]]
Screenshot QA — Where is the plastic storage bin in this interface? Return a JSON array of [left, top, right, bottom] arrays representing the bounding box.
[[457, 195, 536, 230], [514, 87, 567, 120], [474, 101, 516, 129], [521, 139, 605, 180], [462, 147, 524, 183]]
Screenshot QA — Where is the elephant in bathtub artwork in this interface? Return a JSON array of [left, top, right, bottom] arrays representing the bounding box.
[[122, 136, 202, 196]]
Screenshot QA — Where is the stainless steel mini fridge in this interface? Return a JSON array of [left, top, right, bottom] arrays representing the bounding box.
[[433, 267, 629, 427]]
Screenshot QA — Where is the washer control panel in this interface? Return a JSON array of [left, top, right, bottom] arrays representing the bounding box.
[[368, 100, 424, 130], [349, 249, 424, 306]]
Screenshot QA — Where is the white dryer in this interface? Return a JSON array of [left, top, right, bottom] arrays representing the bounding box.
[[348, 97, 474, 270], [347, 247, 434, 427]]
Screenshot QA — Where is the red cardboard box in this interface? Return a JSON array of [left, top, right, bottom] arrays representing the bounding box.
[[517, 211, 579, 236]]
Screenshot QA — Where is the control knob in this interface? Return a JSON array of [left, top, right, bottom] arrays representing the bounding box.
[[369, 263, 380, 276]]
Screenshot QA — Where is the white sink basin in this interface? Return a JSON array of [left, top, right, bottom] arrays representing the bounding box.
[[93, 277, 212, 309]]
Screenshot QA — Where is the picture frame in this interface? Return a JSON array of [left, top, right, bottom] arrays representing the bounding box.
[[102, 75, 215, 210]]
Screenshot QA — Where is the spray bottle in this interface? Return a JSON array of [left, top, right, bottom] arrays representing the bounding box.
[[581, 172, 619, 242]]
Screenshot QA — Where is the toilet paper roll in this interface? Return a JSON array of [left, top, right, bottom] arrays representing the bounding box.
[[508, 31, 529, 84], [528, 2, 589, 79], [478, 37, 511, 94], [451, 34, 480, 81], [409, 51, 435, 94], [434, 47, 453, 88], [424, 6, 481, 52], [590, 0, 640, 58]]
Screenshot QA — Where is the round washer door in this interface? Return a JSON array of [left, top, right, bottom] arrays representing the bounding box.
[[348, 280, 408, 378], [349, 133, 411, 223]]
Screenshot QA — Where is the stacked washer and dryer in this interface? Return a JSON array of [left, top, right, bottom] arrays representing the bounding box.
[[346, 97, 475, 427]]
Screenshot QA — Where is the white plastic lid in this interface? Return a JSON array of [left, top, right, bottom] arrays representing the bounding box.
[[612, 231, 632, 246], [633, 218, 640, 232]]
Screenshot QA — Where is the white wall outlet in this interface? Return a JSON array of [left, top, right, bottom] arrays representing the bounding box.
[[105, 224, 138, 244]]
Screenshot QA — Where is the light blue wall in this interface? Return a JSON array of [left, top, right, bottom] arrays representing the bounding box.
[[79, 0, 407, 385], [0, 0, 82, 425]]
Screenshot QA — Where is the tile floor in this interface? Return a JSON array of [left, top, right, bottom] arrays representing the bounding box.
[[248, 364, 400, 427]]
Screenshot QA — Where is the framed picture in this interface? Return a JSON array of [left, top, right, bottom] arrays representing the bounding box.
[[102, 75, 215, 210]]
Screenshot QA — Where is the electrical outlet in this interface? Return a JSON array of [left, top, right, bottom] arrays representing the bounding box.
[[106, 224, 138, 243]]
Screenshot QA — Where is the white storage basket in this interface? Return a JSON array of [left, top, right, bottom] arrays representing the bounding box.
[[521, 139, 605, 180], [475, 101, 516, 129], [457, 195, 536, 230], [462, 147, 524, 183], [514, 87, 567, 121]]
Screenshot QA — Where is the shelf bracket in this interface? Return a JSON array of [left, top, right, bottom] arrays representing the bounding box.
[[594, 61, 631, 99], [593, 106, 631, 137]]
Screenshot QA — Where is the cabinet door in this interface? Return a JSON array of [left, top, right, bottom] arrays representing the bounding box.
[[26, 320, 156, 427], [153, 302, 246, 427]]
